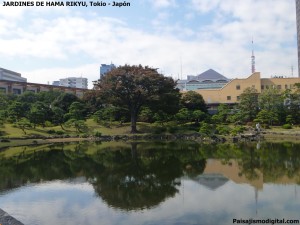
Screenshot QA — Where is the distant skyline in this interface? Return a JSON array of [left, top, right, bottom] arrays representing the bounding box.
[[0, 0, 298, 88]]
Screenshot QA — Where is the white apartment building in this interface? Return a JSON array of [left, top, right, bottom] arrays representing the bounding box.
[[55, 77, 88, 89]]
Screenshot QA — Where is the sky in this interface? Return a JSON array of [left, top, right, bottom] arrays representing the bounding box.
[[0, 0, 298, 88]]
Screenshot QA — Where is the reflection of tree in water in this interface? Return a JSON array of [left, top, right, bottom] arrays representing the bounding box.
[[91, 142, 206, 211], [0, 141, 206, 211]]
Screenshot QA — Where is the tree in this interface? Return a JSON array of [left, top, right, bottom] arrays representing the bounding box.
[[180, 91, 207, 112], [65, 101, 86, 121], [258, 88, 284, 124], [94, 65, 180, 133], [65, 119, 88, 133], [15, 118, 31, 134], [52, 93, 79, 113], [28, 101, 51, 128], [238, 87, 259, 123], [51, 107, 66, 130], [8, 101, 27, 122], [212, 104, 230, 124]]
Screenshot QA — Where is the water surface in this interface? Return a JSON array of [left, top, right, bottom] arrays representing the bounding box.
[[0, 141, 299, 225]]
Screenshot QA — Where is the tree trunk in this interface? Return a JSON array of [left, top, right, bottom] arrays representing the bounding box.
[[131, 111, 138, 133]]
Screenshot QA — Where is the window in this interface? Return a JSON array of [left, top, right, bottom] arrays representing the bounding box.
[[277, 85, 281, 89], [266, 85, 269, 89], [285, 84, 288, 89], [12, 88, 21, 95], [236, 85, 240, 90], [227, 96, 231, 100], [261, 85, 264, 90], [237, 96, 240, 101], [0, 87, 6, 93]]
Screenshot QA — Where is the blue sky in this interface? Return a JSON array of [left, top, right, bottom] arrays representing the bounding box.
[[0, 0, 297, 88]]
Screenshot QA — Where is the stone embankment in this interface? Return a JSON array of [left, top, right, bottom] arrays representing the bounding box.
[[0, 209, 23, 225]]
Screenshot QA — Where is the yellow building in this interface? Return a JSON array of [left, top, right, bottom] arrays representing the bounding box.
[[190, 72, 300, 108]]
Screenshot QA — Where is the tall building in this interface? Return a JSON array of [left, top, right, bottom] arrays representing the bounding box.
[[55, 77, 88, 89], [176, 69, 230, 91], [296, 0, 300, 77], [100, 63, 116, 79], [0, 67, 27, 82]]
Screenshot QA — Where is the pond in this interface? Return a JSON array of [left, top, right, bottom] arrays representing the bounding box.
[[0, 141, 300, 225]]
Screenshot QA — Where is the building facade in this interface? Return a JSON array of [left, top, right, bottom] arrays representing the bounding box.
[[100, 63, 116, 79], [190, 72, 300, 111], [0, 80, 87, 97], [0, 67, 27, 82], [54, 77, 88, 89], [176, 69, 230, 91], [296, 0, 300, 77]]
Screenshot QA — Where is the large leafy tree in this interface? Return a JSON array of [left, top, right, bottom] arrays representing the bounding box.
[[94, 65, 180, 133], [238, 87, 259, 123], [180, 91, 207, 112], [258, 88, 284, 124]]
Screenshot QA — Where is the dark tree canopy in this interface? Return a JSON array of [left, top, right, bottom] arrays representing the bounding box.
[[94, 65, 181, 133], [180, 91, 207, 112]]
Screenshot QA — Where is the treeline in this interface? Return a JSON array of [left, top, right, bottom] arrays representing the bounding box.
[[1, 65, 300, 136]]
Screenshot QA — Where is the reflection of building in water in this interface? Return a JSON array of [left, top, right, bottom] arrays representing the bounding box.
[[193, 159, 300, 190], [193, 173, 229, 190], [204, 159, 264, 190]]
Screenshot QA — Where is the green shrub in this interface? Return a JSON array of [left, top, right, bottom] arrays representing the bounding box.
[[47, 129, 56, 134], [153, 126, 167, 134], [216, 125, 231, 135], [282, 124, 292, 129], [44, 121, 54, 127], [94, 131, 102, 137], [55, 130, 65, 135], [230, 125, 246, 136]]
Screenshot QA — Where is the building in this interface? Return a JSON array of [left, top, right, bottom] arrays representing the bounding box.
[[189, 72, 300, 112], [54, 77, 88, 89], [296, 0, 300, 77], [100, 63, 116, 79], [0, 67, 27, 82], [0, 80, 87, 97], [176, 69, 230, 91], [52, 81, 60, 86]]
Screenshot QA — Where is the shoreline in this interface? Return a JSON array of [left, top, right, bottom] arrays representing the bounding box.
[[1, 129, 300, 149]]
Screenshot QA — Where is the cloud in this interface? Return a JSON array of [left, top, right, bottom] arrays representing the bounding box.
[[0, 0, 298, 87], [150, 0, 177, 8]]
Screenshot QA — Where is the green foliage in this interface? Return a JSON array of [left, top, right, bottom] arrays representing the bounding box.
[[216, 124, 231, 135], [65, 101, 86, 121], [94, 131, 102, 137], [175, 108, 190, 124], [199, 122, 214, 136], [230, 125, 246, 136], [282, 124, 292, 129], [181, 91, 207, 112], [238, 87, 259, 123], [255, 109, 278, 126], [65, 119, 88, 133], [153, 125, 167, 134], [212, 104, 231, 124], [138, 107, 154, 123], [94, 65, 180, 133], [15, 117, 31, 134]]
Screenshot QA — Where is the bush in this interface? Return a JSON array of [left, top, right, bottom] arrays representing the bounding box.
[[47, 129, 56, 134], [230, 125, 246, 136], [94, 131, 102, 137], [153, 126, 167, 134], [216, 125, 231, 135], [44, 121, 54, 127], [55, 130, 65, 135], [282, 124, 292, 129]]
